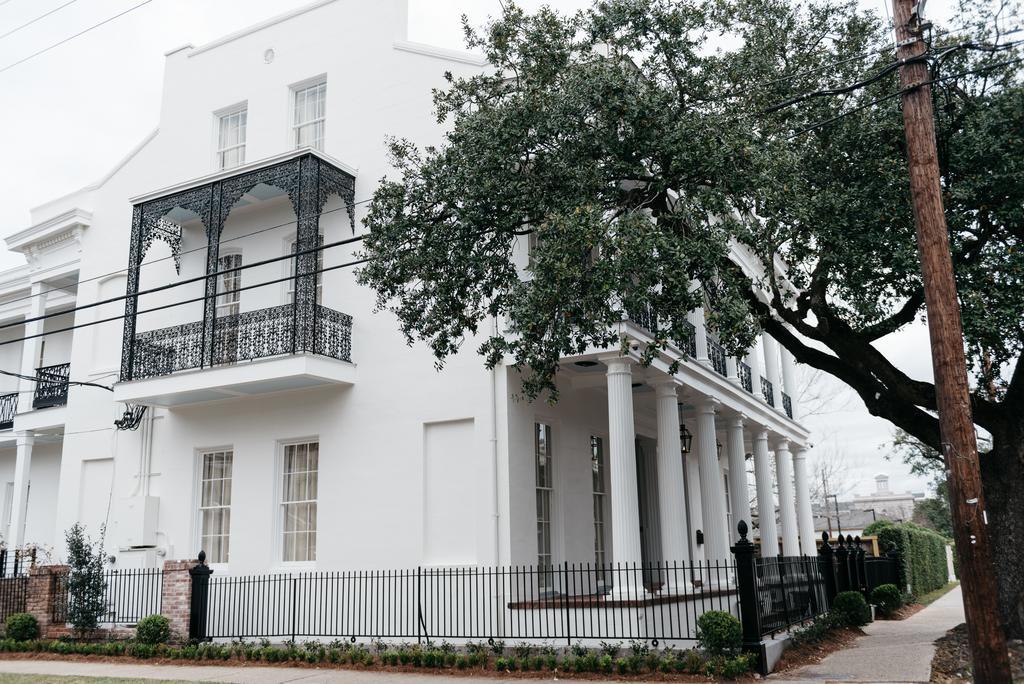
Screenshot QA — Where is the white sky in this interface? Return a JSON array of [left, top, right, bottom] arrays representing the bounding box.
[[0, 0, 960, 497]]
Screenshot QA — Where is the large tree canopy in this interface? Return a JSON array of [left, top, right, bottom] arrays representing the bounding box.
[[358, 0, 1024, 634]]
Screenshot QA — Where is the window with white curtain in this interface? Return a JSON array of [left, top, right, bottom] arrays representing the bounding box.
[[535, 423, 553, 572], [281, 441, 318, 563], [293, 81, 326, 151], [199, 451, 232, 564], [216, 106, 247, 170], [216, 253, 242, 317]]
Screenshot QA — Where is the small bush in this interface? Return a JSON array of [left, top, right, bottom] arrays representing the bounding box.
[[696, 610, 742, 655], [870, 583, 903, 616], [832, 591, 872, 627], [135, 614, 171, 645], [4, 613, 38, 642]]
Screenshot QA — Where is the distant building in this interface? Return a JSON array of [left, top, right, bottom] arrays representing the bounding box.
[[811, 473, 925, 539]]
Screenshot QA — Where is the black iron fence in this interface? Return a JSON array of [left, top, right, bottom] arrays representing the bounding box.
[[52, 568, 163, 625], [0, 548, 35, 578], [194, 561, 739, 644], [706, 336, 727, 376], [760, 377, 775, 407], [0, 576, 28, 623], [738, 361, 753, 393], [0, 392, 17, 430], [753, 556, 827, 636], [32, 363, 70, 409]]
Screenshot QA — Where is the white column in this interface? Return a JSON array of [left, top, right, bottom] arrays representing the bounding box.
[[19, 283, 46, 402], [752, 429, 779, 556], [690, 281, 709, 364], [605, 358, 642, 568], [762, 334, 782, 409], [683, 434, 704, 564], [695, 400, 729, 564], [775, 439, 800, 556], [725, 416, 750, 543], [792, 446, 816, 556], [8, 432, 34, 548], [745, 338, 763, 396], [725, 356, 738, 383], [654, 382, 689, 569]]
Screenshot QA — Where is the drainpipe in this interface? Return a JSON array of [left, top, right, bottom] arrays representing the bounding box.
[[490, 316, 500, 566]]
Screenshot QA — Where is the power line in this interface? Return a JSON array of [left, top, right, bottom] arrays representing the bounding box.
[[0, 0, 79, 41], [0, 196, 374, 312], [0, 0, 154, 75]]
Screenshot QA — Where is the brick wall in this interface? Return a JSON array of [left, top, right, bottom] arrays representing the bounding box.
[[25, 565, 70, 639]]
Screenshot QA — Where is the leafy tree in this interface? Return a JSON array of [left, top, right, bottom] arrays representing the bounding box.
[[357, 0, 1024, 634], [912, 491, 954, 539], [64, 523, 107, 636]]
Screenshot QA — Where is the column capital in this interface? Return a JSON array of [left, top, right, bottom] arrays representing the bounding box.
[[601, 355, 634, 376], [727, 414, 747, 429], [792, 447, 809, 462], [652, 379, 678, 399], [774, 437, 791, 452], [15, 432, 34, 448], [752, 427, 770, 442], [693, 397, 721, 414]]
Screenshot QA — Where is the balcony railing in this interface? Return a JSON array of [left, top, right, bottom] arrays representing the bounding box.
[[782, 392, 793, 419], [130, 304, 352, 380], [706, 336, 727, 376], [0, 393, 17, 429], [626, 305, 697, 358], [761, 377, 775, 408], [738, 361, 753, 393], [33, 363, 70, 410]]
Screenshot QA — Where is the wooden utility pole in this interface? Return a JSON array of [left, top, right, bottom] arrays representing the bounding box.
[[891, 0, 1012, 681]]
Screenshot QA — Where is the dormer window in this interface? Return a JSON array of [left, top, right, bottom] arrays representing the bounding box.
[[216, 105, 247, 170], [293, 80, 326, 151]]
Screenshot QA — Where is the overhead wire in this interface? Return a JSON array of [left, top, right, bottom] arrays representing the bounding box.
[[0, 0, 79, 41]]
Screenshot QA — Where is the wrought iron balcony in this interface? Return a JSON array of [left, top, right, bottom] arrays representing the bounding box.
[[33, 363, 70, 410], [761, 376, 775, 408], [626, 304, 697, 358], [130, 305, 352, 380], [738, 361, 753, 393], [706, 336, 727, 376], [0, 392, 17, 429], [782, 392, 793, 419]]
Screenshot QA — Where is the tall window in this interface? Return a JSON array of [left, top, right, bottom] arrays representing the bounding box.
[[199, 451, 232, 564], [217, 107, 247, 169], [591, 436, 607, 567], [281, 441, 318, 562], [216, 253, 242, 317], [287, 235, 323, 304], [293, 81, 326, 151], [535, 423, 553, 571]]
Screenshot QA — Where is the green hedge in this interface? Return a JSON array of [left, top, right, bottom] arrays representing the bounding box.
[[876, 522, 948, 598]]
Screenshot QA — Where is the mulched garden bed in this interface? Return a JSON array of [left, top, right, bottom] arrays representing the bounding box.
[[876, 603, 925, 621], [0, 651, 758, 681], [930, 623, 1024, 682], [771, 627, 864, 673]]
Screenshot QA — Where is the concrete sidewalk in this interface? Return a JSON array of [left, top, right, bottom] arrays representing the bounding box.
[[0, 659, 525, 683], [772, 584, 964, 683]]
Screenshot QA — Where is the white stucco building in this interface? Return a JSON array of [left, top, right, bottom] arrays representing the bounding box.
[[0, 0, 817, 583]]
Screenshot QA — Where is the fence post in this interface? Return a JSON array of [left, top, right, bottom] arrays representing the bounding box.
[[834, 536, 850, 593], [188, 551, 213, 642], [731, 521, 767, 675], [854, 536, 868, 595], [817, 532, 838, 608], [562, 561, 572, 647]]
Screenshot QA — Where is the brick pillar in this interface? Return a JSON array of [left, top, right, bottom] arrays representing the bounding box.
[[160, 559, 199, 642], [25, 565, 69, 639]]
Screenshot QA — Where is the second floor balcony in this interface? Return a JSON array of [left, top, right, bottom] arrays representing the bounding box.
[[115, 150, 358, 407]]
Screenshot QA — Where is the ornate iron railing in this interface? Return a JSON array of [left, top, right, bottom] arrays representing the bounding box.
[[626, 305, 697, 359], [782, 392, 793, 419], [679, 321, 697, 358], [706, 336, 727, 376], [761, 377, 775, 407], [130, 305, 352, 380], [33, 363, 70, 409], [0, 393, 17, 430], [737, 361, 753, 393], [754, 556, 827, 637]]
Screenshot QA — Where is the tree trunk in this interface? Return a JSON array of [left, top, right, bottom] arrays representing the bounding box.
[[979, 436, 1024, 639]]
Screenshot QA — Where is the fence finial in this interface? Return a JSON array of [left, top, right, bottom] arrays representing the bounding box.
[[197, 550, 207, 565], [737, 519, 748, 539], [821, 531, 830, 543]]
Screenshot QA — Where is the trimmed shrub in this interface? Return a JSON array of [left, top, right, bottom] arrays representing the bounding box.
[[862, 519, 895, 537], [870, 584, 903, 616], [135, 614, 171, 645], [876, 522, 948, 598], [832, 591, 872, 627], [696, 610, 742, 656], [4, 613, 39, 641]]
